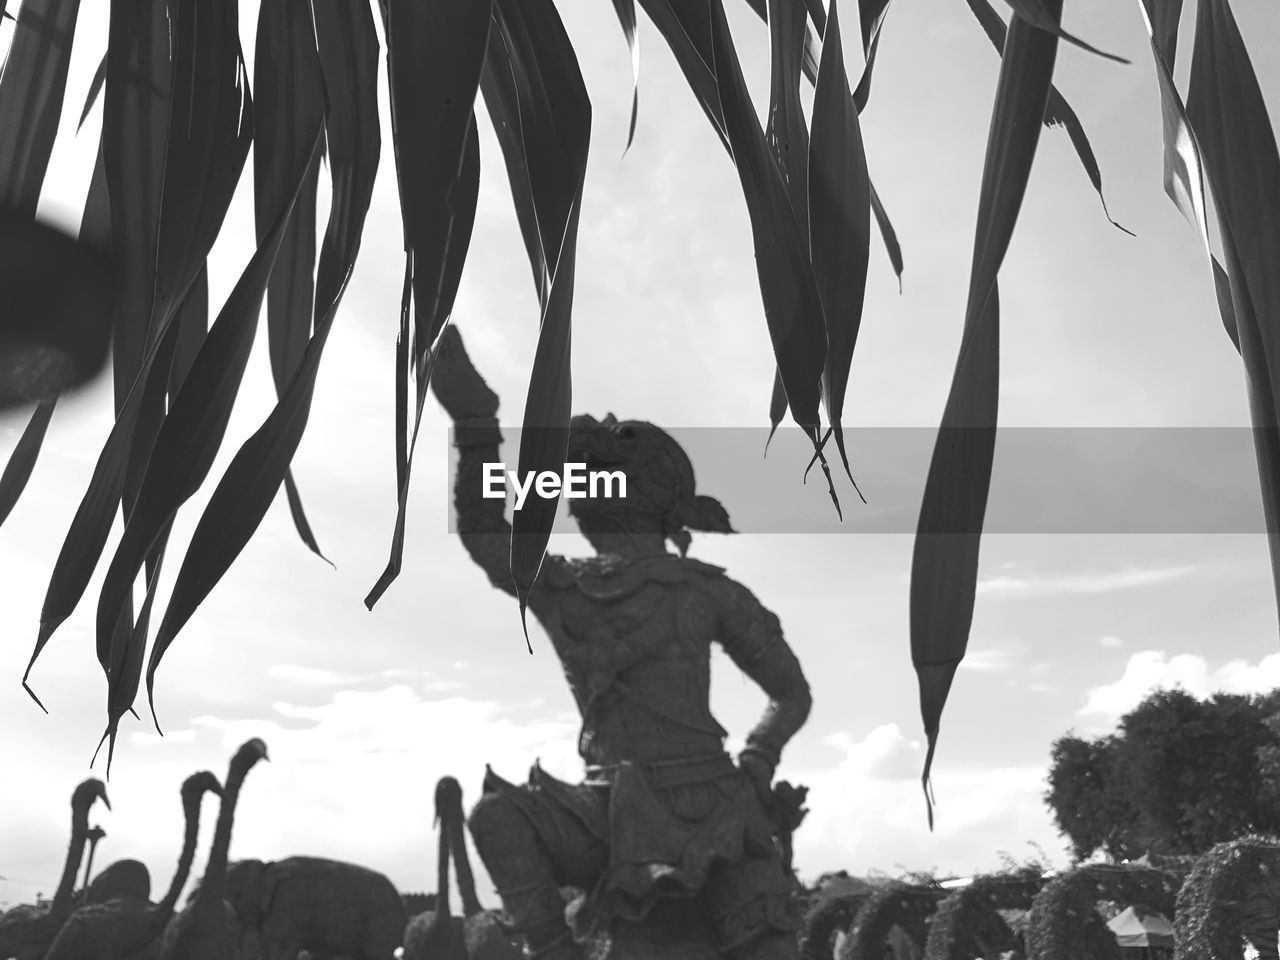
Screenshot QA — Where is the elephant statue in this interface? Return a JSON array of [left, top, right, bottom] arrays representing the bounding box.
[[226, 856, 408, 960]]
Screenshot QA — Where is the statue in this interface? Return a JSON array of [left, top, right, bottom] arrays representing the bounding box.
[[430, 326, 813, 960]]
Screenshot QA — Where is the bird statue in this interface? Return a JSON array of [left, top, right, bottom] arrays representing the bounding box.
[[160, 739, 269, 960], [0, 778, 110, 959], [43, 770, 222, 959]]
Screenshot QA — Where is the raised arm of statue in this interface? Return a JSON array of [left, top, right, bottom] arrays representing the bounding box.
[[429, 326, 519, 599]]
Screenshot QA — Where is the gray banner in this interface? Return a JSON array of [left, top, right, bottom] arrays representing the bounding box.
[[446, 426, 1276, 534]]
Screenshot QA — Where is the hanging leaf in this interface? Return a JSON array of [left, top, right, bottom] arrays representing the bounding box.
[[870, 182, 904, 288], [91, 0, 262, 756], [609, 0, 641, 150], [739, 0, 820, 85], [97, 128, 323, 754], [24, 0, 249, 694], [77, 53, 105, 132], [635, 0, 727, 150], [478, 0, 591, 637], [1181, 0, 1280, 623], [910, 0, 1061, 829], [808, 0, 870, 497], [254, 0, 326, 560], [148, 0, 381, 717], [0, 0, 84, 214], [765, 0, 809, 224], [964, 0, 1131, 235], [852, 0, 892, 113], [0, 398, 54, 528], [1001, 0, 1129, 64], [765, 367, 787, 454], [365, 0, 490, 608], [709, 0, 826, 441], [167, 265, 208, 398]]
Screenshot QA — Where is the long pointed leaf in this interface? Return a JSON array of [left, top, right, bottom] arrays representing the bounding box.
[[254, 0, 326, 561], [808, 0, 870, 488], [103, 128, 323, 744], [148, 0, 379, 712], [910, 0, 1061, 828], [1002, 0, 1129, 63], [709, 0, 825, 438], [77, 53, 105, 132], [26, 0, 249, 687], [365, 0, 489, 607], [1183, 0, 1280, 622], [0, 399, 55, 528], [610, 0, 641, 150], [765, 0, 809, 229], [480, 0, 591, 629], [0, 0, 83, 214], [965, 0, 1130, 235]]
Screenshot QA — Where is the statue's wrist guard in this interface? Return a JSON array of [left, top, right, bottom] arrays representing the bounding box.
[[454, 416, 503, 448], [740, 741, 781, 770]]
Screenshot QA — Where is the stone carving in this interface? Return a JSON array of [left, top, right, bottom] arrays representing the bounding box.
[[431, 326, 812, 960]]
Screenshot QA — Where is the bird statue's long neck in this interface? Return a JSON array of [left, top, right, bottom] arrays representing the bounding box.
[[203, 765, 249, 899], [52, 804, 91, 908], [435, 814, 452, 920], [158, 793, 207, 915], [445, 801, 483, 917], [81, 835, 100, 893]]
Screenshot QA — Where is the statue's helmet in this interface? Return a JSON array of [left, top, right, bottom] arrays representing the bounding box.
[[566, 413, 733, 554]]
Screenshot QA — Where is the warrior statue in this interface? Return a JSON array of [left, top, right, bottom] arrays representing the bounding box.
[[431, 326, 812, 960]]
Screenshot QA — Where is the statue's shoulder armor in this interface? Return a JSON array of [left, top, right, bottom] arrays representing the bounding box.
[[539, 553, 726, 599]]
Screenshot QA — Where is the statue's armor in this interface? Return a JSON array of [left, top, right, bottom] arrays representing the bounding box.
[[544, 553, 744, 764]]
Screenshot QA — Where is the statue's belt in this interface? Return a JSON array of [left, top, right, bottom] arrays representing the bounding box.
[[582, 752, 738, 790]]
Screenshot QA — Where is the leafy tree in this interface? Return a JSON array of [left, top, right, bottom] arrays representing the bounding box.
[[0, 0, 1277, 806], [1046, 689, 1280, 861], [1045, 735, 1136, 862]]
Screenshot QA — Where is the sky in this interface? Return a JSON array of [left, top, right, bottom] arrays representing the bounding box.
[[3, 0, 1280, 916]]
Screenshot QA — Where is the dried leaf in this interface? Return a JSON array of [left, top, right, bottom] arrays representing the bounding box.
[[910, 0, 1061, 828]]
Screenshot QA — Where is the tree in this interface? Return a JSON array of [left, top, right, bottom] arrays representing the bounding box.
[[0, 0, 1277, 806], [1045, 735, 1135, 862], [1045, 689, 1280, 862]]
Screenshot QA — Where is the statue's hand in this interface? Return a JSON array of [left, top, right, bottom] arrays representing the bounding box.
[[737, 748, 775, 815], [430, 324, 500, 421]]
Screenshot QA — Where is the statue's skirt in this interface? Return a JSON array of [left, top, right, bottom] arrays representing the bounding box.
[[482, 753, 801, 949]]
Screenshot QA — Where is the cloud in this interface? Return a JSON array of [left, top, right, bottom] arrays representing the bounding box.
[[976, 564, 1200, 599], [789, 726, 1068, 881], [265, 665, 364, 686], [958, 647, 1020, 673], [1098, 635, 1123, 648], [1077, 650, 1280, 729]]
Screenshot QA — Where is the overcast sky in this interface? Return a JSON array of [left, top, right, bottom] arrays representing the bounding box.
[[3, 0, 1280, 912]]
